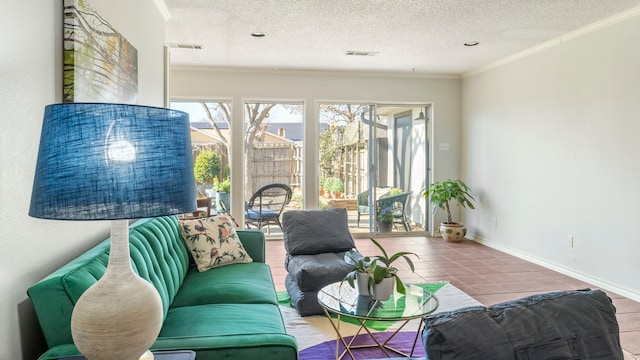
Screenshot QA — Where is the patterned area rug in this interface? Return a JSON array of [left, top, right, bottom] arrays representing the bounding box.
[[279, 281, 482, 359], [299, 330, 428, 360]]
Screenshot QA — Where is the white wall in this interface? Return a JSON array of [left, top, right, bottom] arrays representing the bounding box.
[[0, 0, 166, 358], [462, 12, 640, 299], [170, 68, 462, 226]]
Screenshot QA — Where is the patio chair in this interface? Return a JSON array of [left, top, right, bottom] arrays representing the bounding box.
[[356, 189, 370, 227], [375, 191, 412, 232], [245, 183, 292, 233]]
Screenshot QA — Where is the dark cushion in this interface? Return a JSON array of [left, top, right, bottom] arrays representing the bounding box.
[[285, 275, 323, 316], [285, 250, 359, 292], [282, 208, 355, 255], [422, 289, 623, 360]]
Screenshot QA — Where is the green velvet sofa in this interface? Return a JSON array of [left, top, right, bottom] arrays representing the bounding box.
[[27, 215, 298, 360]]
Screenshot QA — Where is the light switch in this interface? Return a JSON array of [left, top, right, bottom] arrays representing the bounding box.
[[439, 143, 450, 151]]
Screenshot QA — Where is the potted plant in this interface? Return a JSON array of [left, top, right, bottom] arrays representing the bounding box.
[[322, 177, 334, 198], [367, 238, 418, 301], [319, 177, 326, 197], [212, 177, 231, 212], [344, 252, 374, 295], [376, 207, 394, 233], [425, 179, 475, 242], [326, 177, 344, 199]]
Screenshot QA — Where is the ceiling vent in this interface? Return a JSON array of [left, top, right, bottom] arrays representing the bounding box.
[[167, 43, 203, 50], [345, 51, 379, 56]]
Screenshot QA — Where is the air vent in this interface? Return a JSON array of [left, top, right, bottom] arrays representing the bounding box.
[[166, 43, 203, 50], [345, 51, 379, 56]]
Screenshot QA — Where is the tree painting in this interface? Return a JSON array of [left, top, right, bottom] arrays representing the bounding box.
[[63, 0, 138, 103]]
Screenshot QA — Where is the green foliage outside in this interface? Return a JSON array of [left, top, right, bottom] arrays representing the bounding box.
[[193, 150, 221, 184], [323, 177, 344, 193], [319, 125, 344, 178], [377, 207, 394, 223], [212, 177, 230, 192]]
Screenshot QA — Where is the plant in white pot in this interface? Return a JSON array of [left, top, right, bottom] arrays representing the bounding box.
[[367, 238, 418, 301], [425, 179, 475, 242], [344, 252, 374, 295]]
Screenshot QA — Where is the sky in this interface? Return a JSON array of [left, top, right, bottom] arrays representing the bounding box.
[[170, 101, 303, 123]]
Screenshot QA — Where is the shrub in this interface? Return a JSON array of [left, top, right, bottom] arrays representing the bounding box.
[[193, 150, 221, 184]]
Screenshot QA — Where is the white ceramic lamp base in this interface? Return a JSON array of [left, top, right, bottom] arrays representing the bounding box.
[[71, 220, 163, 360]]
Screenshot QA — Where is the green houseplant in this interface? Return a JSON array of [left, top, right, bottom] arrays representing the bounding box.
[[367, 238, 418, 301], [344, 252, 374, 295], [425, 179, 475, 242]]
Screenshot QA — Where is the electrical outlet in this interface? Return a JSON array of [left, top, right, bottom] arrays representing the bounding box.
[[492, 217, 497, 227], [567, 235, 574, 248]]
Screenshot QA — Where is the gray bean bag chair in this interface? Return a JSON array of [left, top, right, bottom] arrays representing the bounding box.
[[422, 289, 622, 360], [282, 208, 361, 316]]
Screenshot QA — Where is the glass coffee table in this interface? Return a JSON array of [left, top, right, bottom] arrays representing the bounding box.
[[317, 281, 439, 359]]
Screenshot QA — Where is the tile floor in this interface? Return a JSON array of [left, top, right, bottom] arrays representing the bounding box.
[[265, 236, 640, 359]]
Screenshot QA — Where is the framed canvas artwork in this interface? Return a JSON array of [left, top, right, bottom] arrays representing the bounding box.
[[63, 0, 138, 103]]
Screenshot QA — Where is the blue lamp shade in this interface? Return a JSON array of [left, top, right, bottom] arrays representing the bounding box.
[[29, 103, 197, 220]]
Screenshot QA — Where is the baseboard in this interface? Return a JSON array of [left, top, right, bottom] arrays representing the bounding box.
[[469, 234, 640, 303], [624, 350, 638, 360]]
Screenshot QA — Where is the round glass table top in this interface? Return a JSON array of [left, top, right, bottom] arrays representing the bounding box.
[[317, 281, 439, 321]]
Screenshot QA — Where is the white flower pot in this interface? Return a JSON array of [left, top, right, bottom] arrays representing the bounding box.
[[371, 277, 395, 301], [440, 222, 467, 242], [356, 272, 371, 296]]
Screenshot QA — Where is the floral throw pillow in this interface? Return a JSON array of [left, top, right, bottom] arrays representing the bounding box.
[[179, 214, 252, 272]]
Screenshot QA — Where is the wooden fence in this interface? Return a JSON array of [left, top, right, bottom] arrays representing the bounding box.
[[249, 142, 302, 193]]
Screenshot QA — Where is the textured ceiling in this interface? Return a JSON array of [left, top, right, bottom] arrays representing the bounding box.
[[163, 0, 640, 75]]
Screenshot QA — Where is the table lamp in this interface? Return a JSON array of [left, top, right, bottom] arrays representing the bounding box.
[[29, 103, 196, 360]]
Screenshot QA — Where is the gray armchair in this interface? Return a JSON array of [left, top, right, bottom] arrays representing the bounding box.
[[282, 208, 361, 316]]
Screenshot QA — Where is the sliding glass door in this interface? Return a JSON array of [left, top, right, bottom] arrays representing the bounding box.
[[173, 99, 429, 237], [319, 103, 430, 235]]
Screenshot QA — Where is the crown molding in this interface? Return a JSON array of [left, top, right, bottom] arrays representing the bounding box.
[[153, 0, 171, 20], [463, 5, 640, 78], [170, 65, 462, 80]]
